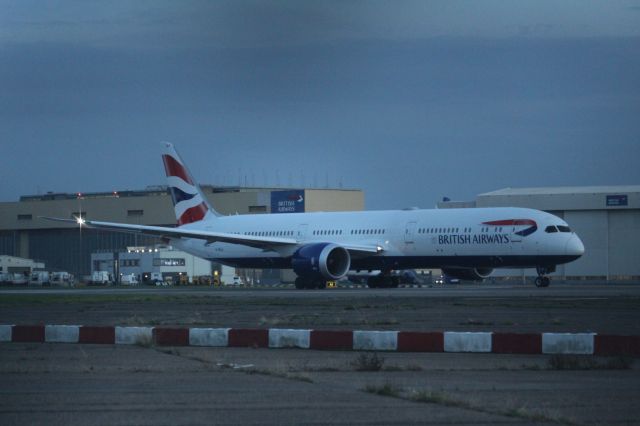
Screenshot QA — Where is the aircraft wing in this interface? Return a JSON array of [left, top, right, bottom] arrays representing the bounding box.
[[41, 217, 296, 250], [40, 217, 385, 254]]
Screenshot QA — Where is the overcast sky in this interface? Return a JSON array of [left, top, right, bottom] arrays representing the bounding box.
[[1, 1, 639, 210]]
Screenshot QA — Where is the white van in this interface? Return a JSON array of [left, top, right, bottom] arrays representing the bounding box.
[[30, 271, 50, 286], [91, 271, 113, 285], [120, 273, 139, 286]]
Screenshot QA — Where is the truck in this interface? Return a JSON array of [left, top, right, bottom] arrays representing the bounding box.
[[51, 271, 75, 287], [120, 273, 139, 286], [150, 272, 164, 285], [90, 271, 113, 285], [11, 273, 28, 286], [30, 271, 50, 286]]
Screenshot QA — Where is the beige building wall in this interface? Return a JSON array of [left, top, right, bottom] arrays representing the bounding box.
[[304, 189, 364, 212], [1, 186, 365, 281], [1, 187, 365, 232], [1, 195, 175, 231]]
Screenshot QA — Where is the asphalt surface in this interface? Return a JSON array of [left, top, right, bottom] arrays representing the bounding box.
[[2, 282, 640, 425], [1, 343, 639, 425]]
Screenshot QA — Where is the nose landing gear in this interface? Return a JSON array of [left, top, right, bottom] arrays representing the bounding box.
[[535, 266, 554, 287], [534, 276, 550, 287]]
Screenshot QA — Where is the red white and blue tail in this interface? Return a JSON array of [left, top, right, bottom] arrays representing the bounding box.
[[161, 142, 220, 225]]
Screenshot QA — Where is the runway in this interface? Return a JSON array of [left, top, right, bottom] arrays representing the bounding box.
[[1, 282, 639, 334]]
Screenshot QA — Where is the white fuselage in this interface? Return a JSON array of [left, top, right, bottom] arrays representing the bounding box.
[[172, 206, 584, 271]]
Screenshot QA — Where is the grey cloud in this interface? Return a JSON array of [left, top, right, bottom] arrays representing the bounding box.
[[1, 2, 639, 208]]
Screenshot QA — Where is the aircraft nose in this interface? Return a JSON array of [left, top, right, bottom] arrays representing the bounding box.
[[565, 234, 585, 258]]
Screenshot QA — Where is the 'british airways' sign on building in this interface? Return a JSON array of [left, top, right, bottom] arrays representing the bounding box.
[[271, 190, 305, 213], [606, 194, 628, 207]]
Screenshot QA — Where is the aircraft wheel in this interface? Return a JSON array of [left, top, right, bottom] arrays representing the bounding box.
[[535, 277, 543, 287], [541, 277, 550, 287]]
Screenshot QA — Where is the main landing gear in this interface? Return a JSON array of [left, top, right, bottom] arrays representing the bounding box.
[[535, 266, 554, 287], [367, 272, 400, 289]]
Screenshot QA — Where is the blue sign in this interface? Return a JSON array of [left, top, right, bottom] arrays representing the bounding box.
[[271, 190, 305, 213], [606, 194, 628, 207]]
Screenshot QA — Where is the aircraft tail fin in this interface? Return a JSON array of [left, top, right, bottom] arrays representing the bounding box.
[[161, 142, 221, 225]]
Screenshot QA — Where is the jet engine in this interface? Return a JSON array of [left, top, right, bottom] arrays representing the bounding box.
[[441, 267, 494, 281], [291, 243, 351, 280]]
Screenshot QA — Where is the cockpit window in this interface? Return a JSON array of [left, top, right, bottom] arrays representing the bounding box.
[[557, 225, 571, 233], [545, 225, 558, 233]]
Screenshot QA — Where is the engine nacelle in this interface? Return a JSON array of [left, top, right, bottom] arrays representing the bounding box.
[[441, 267, 494, 281], [291, 243, 351, 280]]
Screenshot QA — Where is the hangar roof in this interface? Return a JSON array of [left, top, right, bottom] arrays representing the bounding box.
[[479, 185, 640, 197], [475, 185, 639, 210]]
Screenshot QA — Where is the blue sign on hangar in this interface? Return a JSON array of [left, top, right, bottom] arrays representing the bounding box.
[[271, 190, 305, 213]]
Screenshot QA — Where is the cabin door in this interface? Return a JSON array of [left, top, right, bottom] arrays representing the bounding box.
[[404, 222, 417, 244], [297, 224, 309, 242]]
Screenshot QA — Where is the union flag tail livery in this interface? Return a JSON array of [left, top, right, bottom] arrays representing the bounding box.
[[162, 142, 219, 225]]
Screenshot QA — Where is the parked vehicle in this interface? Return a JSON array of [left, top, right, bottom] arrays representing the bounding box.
[[434, 274, 460, 285], [120, 273, 139, 286], [391, 269, 423, 285], [51, 271, 75, 287], [11, 273, 28, 286], [30, 271, 50, 286], [91, 270, 113, 285]]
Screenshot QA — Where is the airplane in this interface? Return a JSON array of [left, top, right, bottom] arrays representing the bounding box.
[[44, 143, 584, 289]]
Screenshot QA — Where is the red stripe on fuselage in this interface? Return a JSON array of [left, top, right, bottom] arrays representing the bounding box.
[[162, 155, 193, 185], [483, 219, 536, 227], [178, 202, 207, 225]]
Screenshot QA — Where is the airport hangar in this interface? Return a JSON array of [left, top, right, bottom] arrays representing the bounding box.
[[0, 186, 364, 281], [438, 186, 640, 281], [1, 184, 638, 283]]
